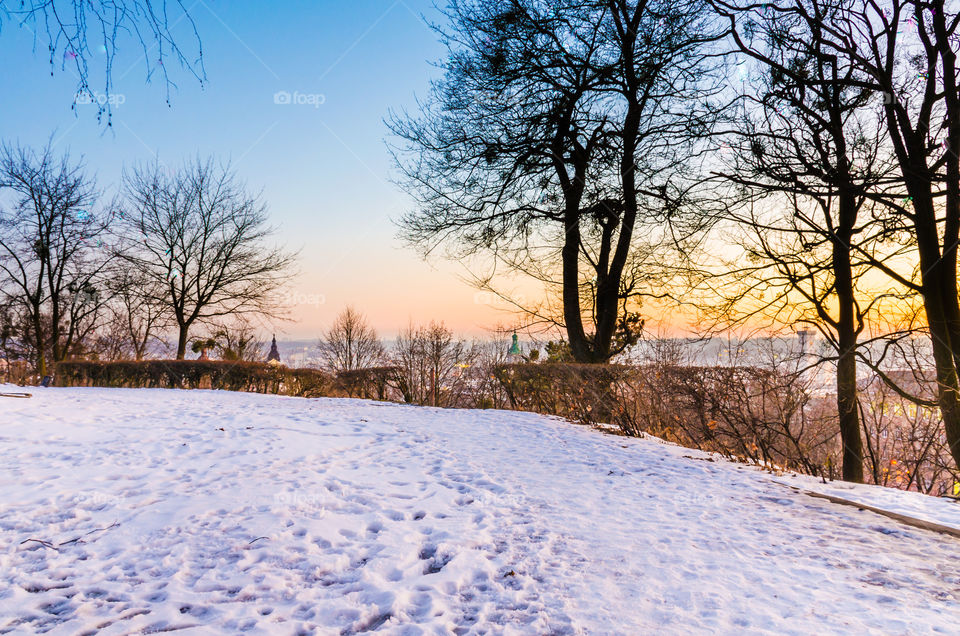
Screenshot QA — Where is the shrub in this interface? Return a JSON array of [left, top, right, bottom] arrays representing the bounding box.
[[392, 322, 475, 407], [54, 360, 338, 397], [1, 360, 36, 385], [621, 364, 836, 475], [494, 361, 836, 478], [858, 374, 958, 495], [493, 363, 634, 425], [337, 366, 401, 400]]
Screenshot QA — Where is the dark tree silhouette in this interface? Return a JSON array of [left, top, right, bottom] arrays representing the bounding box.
[[390, 0, 722, 362], [318, 306, 385, 373], [105, 267, 168, 360], [0, 141, 111, 375], [118, 158, 296, 359], [392, 320, 473, 407], [704, 0, 910, 482], [805, 0, 960, 470]]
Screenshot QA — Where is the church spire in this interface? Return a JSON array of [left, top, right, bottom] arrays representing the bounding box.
[[267, 334, 281, 363]]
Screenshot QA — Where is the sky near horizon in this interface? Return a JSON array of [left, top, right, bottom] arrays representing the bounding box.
[[0, 0, 526, 339]]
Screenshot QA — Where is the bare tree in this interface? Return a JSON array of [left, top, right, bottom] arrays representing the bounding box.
[[208, 318, 265, 361], [104, 267, 168, 360], [0, 301, 29, 364], [389, 0, 721, 362], [0, 0, 205, 123], [392, 321, 474, 407], [701, 0, 912, 482], [318, 306, 384, 373], [859, 371, 957, 495], [772, 0, 960, 470], [0, 141, 111, 375], [118, 158, 296, 359], [466, 325, 516, 409]]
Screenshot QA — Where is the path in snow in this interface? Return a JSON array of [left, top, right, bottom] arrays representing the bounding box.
[[1, 387, 959, 634]]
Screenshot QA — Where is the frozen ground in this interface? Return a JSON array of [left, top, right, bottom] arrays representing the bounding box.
[[1, 386, 959, 635]]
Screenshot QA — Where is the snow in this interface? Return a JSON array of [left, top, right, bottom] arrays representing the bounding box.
[[1, 386, 959, 635], [774, 473, 960, 533]]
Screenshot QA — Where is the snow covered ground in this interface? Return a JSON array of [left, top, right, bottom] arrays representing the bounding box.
[[1, 386, 959, 635]]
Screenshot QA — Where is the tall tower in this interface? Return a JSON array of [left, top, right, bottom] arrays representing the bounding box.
[[797, 328, 812, 358], [507, 332, 522, 362], [267, 335, 281, 363], [796, 328, 813, 381]]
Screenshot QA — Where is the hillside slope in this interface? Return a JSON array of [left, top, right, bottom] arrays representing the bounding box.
[[1, 387, 959, 634]]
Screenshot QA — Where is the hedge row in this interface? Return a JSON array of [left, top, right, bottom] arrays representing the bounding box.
[[337, 366, 401, 400], [493, 362, 635, 425], [54, 360, 338, 397], [493, 362, 836, 476]]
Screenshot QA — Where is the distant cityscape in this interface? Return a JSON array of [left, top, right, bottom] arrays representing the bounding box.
[[274, 340, 323, 367]]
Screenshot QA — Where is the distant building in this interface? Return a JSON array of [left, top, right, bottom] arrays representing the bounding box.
[[267, 335, 281, 364], [507, 332, 522, 362]]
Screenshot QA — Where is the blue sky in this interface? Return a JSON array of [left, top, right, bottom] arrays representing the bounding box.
[[0, 0, 517, 337]]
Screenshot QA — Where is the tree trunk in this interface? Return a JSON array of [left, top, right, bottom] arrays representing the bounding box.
[[913, 192, 960, 469], [835, 314, 863, 482], [563, 202, 592, 362], [592, 3, 644, 363], [834, 192, 864, 482], [35, 345, 47, 378], [925, 298, 960, 469], [176, 324, 190, 360], [592, 275, 620, 362], [32, 311, 47, 377], [935, 261, 960, 468]]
